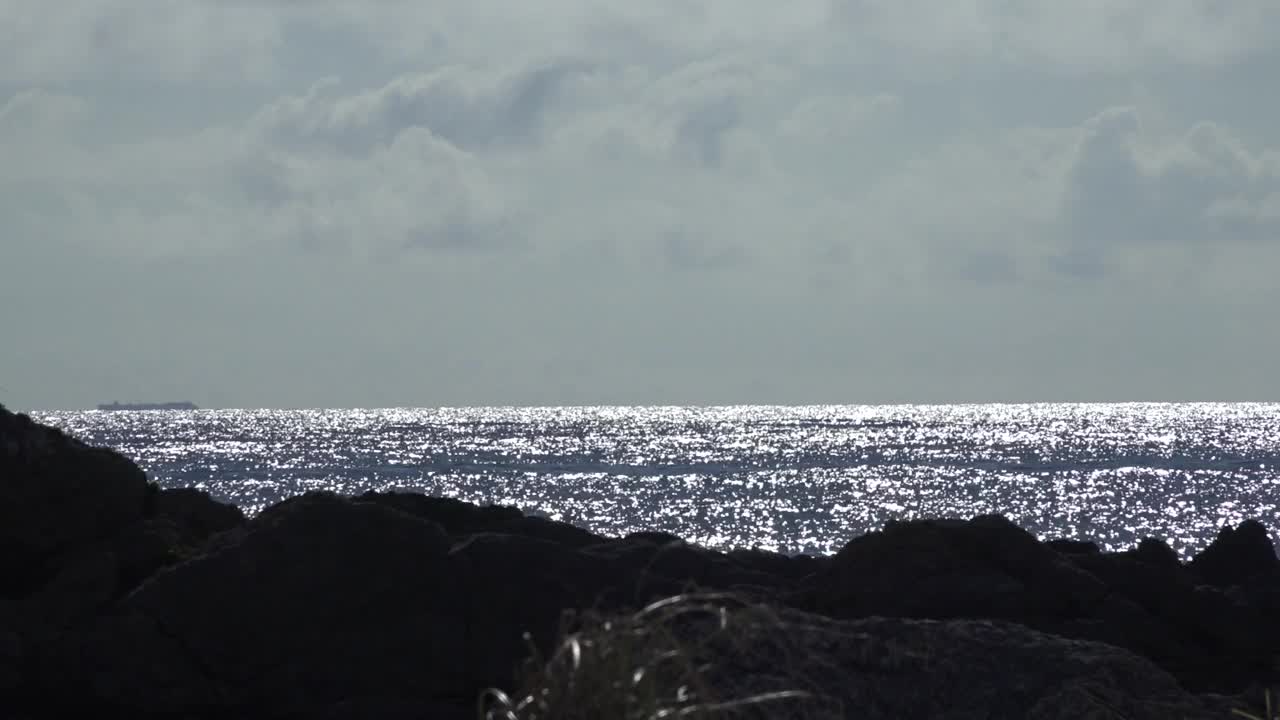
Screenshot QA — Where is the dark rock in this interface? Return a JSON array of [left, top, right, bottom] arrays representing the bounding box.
[[450, 531, 628, 691], [357, 490, 603, 548], [19, 548, 118, 632], [73, 493, 469, 717], [1061, 545, 1280, 693], [728, 547, 825, 580], [356, 490, 520, 533], [1190, 520, 1280, 587], [1132, 537, 1182, 568], [68, 609, 223, 715], [640, 541, 782, 599], [497, 513, 602, 548], [0, 408, 148, 596], [105, 518, 184, 591], [805, 514, 1109, 620], [151, 487, 246, 545], [306, 696, 470, 720], [513, 596, 1237, 720], [624, 530, 685, 545], [0, 603, 21, 696], [1046, 538, 1102, 555], [4, 406, 1280, 713], [1070, 550, 1196, 622]]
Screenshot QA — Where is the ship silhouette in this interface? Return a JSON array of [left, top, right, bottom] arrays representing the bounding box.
[[96, 401, 199, 411]]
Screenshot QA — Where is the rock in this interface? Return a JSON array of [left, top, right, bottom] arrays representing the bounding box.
[[804, 515, 1108, 620], [727, 547, 825, 580], [1132, 537, 1182, 568], [1190, 520, 1280, 587], [150, 487, 246, 545], [4, 404, 1280, 714], [450, 532, 629, 691], [76, 492, 470, 717], [636, 540, 784, 599], [356, 491, 521, 533], [1046, 539, 1101, 556], [497, 595, 1236, 720], [308, 696, 471, 720], [1061, 540, 1280, 693], [105, 518, 184, 590], [623, 530, 685, 545], [358, 491, 603, 548], [19, 549, 118, 632], [0, 407, 148, 595], [0, 603, 21, 696], [69, 609, 222, 715]]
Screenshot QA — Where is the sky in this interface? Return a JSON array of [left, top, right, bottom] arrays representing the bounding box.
[[3, 1, 1280, 410]]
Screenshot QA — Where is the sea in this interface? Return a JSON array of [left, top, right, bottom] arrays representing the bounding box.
[[34, 403, 1280, 558]]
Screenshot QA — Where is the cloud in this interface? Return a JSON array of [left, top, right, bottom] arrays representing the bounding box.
[[0, 0, 283, 86], [0, 89, 85, 133], [1053, 107, 1280, 275], [251, 60, 596, 153], [6, 0, 1280, 408], [268, 126, 515, 257], [661, 228, 749, 271], [829, 0, 1280, 71]]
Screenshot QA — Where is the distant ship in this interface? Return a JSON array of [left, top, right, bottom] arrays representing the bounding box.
[[96, 401, 199, 412]]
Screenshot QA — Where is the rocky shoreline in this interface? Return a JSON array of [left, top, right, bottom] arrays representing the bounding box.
[[2, 403, 1278, 718]]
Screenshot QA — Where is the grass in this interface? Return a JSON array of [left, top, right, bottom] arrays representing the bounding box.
[[1235, 689, 1279, 720], [480, 593, 1278, 720], [478, 593, 838, 720]]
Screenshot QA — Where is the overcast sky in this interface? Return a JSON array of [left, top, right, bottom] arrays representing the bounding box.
[[3, 1, 1280, 410]]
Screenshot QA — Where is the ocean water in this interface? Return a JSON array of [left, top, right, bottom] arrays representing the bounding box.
[[35, 403, 1280, 558]]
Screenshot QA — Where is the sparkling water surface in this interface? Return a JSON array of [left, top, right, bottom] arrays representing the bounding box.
[[35, 404, 1280, 557]]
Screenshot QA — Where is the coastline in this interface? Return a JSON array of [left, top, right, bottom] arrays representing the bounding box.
[[2, 402, 1277, 718]]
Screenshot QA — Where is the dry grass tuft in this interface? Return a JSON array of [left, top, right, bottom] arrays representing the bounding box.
[[1235, 689, 1279, 720], [479, 593, 841, 720]]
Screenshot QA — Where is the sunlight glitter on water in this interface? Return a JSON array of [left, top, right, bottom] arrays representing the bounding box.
[[35, 403, 1280, 557]]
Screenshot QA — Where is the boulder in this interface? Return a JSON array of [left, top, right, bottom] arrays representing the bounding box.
[[0, 407, 148, 595], [0, 602, 21, 696], [1046, 538, 1101, 556], [727, 547, 825, 581], [495, 595, 1238, 720], [357, 491, 602, 548], [69, 492, 470, 717], [803, 515, 1108, 620], [450, 532, 629, 692], [1190, 520, 1280, 587], [150, 486, 246, 546]]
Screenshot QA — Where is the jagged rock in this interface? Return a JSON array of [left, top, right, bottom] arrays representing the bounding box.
[[1190, 519, 1280, 587], [1132, 537, 1182, 568]]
